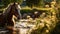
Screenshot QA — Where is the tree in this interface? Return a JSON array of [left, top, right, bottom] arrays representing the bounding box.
[[0, 0, 23, 8], [11, 0, 23, 3], [56, 0, 60, 7], [2, 0, 11, 7], [26, 0, 44, 7]]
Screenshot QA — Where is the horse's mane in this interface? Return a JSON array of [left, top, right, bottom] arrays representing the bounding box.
[[3, 3, 13, 15]]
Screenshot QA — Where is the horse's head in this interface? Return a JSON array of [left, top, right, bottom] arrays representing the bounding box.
[[11, 3, 21, 20]]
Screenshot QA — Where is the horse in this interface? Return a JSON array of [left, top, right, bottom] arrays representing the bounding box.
[[0, 3, 21, 34]]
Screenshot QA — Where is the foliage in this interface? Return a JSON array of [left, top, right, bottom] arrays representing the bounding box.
[[57, 8, 60, 20], [28, 8, 57, 34], [11, 0, 23, 4], [56, 0, 60, 4], [30, 27, 42, 34], [20, 9, 32, 14], [0, 0, 23, 8], [0, 10, 3, 13], [2, 0, 11, 7], [26, 0, 44, 7], [50, 7, 60, 34]]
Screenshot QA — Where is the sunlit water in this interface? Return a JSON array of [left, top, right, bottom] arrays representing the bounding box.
[[15, 20, 36, 34]]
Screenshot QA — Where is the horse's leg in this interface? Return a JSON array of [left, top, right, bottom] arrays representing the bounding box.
[[6, 21, 14, 34], [10, 21, 17, 34]]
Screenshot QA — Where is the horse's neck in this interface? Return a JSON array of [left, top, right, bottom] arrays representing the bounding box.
[[3, 10, 13, 21], [2, 4, 13, 19], [6, 13, 13, 20]]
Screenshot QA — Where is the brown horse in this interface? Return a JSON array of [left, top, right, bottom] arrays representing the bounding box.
[[0, 3, 21, 34]]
